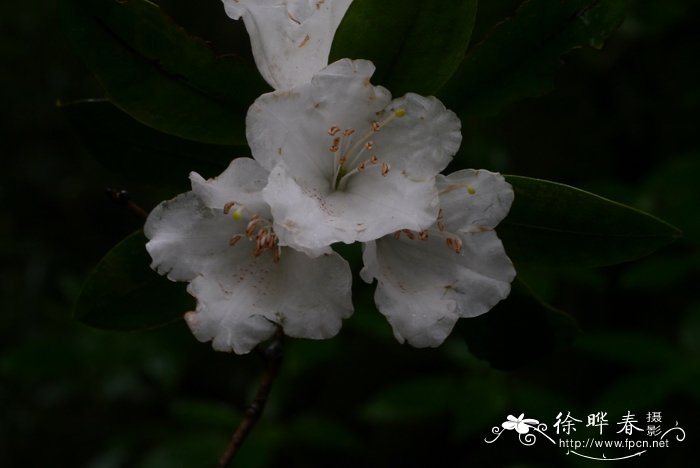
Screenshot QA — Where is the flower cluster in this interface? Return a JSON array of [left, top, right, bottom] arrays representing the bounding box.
[[145, 0, 516, 353]]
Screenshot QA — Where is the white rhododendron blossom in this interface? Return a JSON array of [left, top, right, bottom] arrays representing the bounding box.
[[222, 0, 353, 90], [145, 158, 353, 354], [247, 58, 462, 254], [361, 170, 516, 348]]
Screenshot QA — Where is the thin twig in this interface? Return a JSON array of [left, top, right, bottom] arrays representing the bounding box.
[[217, 328, 284, 468], [106, 188, 148, 221]]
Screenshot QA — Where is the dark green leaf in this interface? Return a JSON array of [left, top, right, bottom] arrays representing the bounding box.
[[575, 332, 679, 367], [60, 0, 268, 145], [459, 280, 578, 370], [60, 99, 244, 191], [74, 231, 193, 330], [331, 0, 478, 96], [439, 0, 630, 115], [499, 176, 680, 268], [361, 376, 458, 422]]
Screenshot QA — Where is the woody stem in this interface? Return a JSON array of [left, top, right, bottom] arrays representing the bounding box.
[[217, 327, 283, 468]]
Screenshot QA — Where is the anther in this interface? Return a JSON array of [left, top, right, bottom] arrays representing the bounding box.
[[365, 141, 374, 150], [467, 185, 476, 195], [419, 230, 429, 241], [357, 162, 366, 172], [338, 155, 347, 166], [329, 137, 341, 152], [246, 218, 259, 237], [343, 128, 355, 136], [371, 121, 381, 132], [402, 229, 416, 240], [328, 126, 340, 136], [381, 162, 390, 176], [446, 237, 463, 254], [229, 234, 242, 246], [258, 231, 269, 247], [393, 231, 401, 240], [370, 155, 379, 164], [223, 201, 236, 215]]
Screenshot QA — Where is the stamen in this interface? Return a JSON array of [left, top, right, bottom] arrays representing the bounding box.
[[258, 231, 269, 248], [370, 155, 379, 164], [223, 201, 236, 215], [446, 237, 463, 254], [402, 229, 416, 240], [329, 137, 341, 152], [371, 121, 381, 132], [365, 141, 374, 150], [229, 234, 242, 246], [381, 162, 390, 176], [328, 126, 340, 136], [357, 162, 366, 172], [419, 230, 429, 241], [246, 216, 260, 237], [343, 128, 355, 136]]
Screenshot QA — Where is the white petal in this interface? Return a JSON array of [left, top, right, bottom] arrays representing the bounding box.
[[145, 192, 249, 282], [222, 0, 354, 90], [361, 230, 515, 347], [264, 163, 439, 252], [437, 170, 514, 232], [246, 58, 390, 173], [361, 239, 458, 348], [373, 93, 461, 177], [190, 158, 269, 215], [184, 248, 353, 354]]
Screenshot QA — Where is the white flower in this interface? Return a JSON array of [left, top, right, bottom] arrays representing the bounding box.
[[145, 158, 353, 354], [360, 170, 516, 348], [247, 58, 462, 254], [222, 0, 353, 90]]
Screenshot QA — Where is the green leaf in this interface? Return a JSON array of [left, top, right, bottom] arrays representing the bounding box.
[[459, 280, 578, 370], [60, 99, 243, 191], [575, 332, 679, 367], [439, 0, 630, 115], [331, 0, 478, 96], [499, 176, 681, 268], [74, 231, 193, 330], [60, 0, 268, 145], [361, 376, 458, 422]]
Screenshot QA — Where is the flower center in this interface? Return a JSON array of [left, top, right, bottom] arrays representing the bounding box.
[[326, 108, 406, 191], [223, 202, 281, 263]]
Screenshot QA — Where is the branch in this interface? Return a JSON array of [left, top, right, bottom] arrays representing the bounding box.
[[217, 328, 284, 467]]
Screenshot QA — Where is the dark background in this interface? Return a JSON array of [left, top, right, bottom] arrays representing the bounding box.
[[2, 0, 699, 466]]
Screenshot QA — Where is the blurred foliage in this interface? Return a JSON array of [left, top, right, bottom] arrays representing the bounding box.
[[2, 0, 699, 467]]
